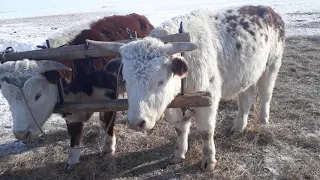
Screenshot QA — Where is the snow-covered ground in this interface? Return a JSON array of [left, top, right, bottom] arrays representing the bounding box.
[[0, 0, 319, 155]]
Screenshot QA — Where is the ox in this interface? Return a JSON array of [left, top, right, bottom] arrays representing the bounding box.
[[87, 5, 285, 171], [0, 13, 154, 171]]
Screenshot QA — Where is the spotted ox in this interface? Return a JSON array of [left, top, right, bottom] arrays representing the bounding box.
[[0, 13, 154, 171], [87, 5, 285, 171]]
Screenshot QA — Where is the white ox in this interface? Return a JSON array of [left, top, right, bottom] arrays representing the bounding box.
[[88, 5, 285, 171]]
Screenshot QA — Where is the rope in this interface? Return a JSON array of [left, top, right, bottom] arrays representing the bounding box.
[[178, 21, 189, 116], [97, 63, 122, 150], [20, 88, 47, 136], [18, 86, 77, 149]]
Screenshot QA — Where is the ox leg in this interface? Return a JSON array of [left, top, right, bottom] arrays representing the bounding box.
[[257, 61, 281, 124], [171, 119, 192, 164], [231, 85, 255, 133], [195, 103, 219, 171], [99, 111, 116, 156], [66, 121, 84, 171]]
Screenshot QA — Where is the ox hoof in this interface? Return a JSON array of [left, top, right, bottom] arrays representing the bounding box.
[[230, 131, 243, 139], [230, 127, 244, 137], [259, 118, 270, 125], [65, 163, 79, 172], [100, 149, 115, 157], [170, 156, 184, 164], [200, 161, 216, 171]]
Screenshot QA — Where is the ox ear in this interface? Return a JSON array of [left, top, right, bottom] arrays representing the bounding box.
[[104, 58, 122, 75], [171, 57, 189, 78], [43, 71, 61, 84]]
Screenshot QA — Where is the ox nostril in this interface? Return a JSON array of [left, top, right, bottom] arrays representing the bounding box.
[[138, 120, 146, 129]]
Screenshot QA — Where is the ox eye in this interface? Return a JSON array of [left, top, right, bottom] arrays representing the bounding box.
[[158, 80, 164, 87], [35, 93, 41, 101], [121, 79, 125, 84]]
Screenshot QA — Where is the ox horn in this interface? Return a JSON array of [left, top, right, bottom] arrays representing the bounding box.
[[86, 39, 124, 53], [35, 60, 72, 74], [166, 42, 199, 56]]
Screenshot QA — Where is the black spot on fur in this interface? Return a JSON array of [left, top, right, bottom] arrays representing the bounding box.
[[230, 22, 237, 29], [265, 35, 269, 42], [240, 19, 250, 30], [226, 15, 239, 23], [249, 30, 255, 37], [227, 10, 233, 13], [227, 27, 232, 33], [236, 42, 241, 50]]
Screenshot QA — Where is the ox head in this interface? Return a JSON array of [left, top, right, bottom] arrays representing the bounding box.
[[87, 37, 198, 131], [0, 59, 71, 140]]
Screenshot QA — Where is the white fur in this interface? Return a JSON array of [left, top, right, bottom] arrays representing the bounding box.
[[68, 147, 81, 164], [45, 17, 101, 48], [117, 6, 285, 170]]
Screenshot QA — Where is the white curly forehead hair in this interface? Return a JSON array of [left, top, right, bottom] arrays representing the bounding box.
[[120, 38, 170, 88]]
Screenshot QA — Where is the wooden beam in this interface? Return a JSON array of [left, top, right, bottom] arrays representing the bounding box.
[[53, 91, 212, 114], [1, 33, 191, 62]]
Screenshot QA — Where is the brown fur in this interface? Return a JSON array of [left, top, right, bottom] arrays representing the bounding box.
[[66, 122, 84, 147], [58, 13, 154, 83], [99, 111, 117, 136], [223, 6, 285, 42], [238, 5, 285, 41]]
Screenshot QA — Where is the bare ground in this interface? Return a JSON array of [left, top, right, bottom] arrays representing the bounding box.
[[0, 36, 320, 180]]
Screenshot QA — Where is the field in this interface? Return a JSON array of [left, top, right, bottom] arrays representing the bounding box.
[[0, 35, 319, 179], [0, 0, 320, 179]]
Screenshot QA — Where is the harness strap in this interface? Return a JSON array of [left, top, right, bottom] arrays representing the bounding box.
[[104, 28, 137, 135], [179, 21, 188, 116], [46, 40, 66, 118], [126, 28, 137, 39]]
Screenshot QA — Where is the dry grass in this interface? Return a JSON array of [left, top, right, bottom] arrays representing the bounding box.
[[1, 36, 320, 180]]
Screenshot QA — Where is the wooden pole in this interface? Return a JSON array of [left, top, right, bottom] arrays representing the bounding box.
[[53, 91, 212, 114], [1, 33, 191, 62]]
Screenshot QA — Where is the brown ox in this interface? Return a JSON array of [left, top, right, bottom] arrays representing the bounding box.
[[1, 13, 154, 171]]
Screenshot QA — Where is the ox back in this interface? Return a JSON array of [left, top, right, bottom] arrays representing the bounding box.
[[57, 13, 155, 96]]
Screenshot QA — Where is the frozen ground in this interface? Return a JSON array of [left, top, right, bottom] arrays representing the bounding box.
[[0, 0, 320, 179]]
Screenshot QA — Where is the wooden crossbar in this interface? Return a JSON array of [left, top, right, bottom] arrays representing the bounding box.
[[0, 33, 191, 62], [53, 91, 212, 113]]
